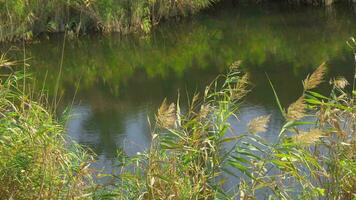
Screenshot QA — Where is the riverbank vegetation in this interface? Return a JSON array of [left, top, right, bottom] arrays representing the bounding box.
[[19, 2, 355, 99], [1, 0, 355, 42], [0, 0, 216, 42], [107, 58, 355, 199], [0, 38, 355, 199], [0, 58, 95, 199]]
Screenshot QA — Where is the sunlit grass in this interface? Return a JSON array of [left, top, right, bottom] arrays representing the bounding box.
[[0, 0, 217, 42], [105, 41, 355, 199], [0, 38, 355, 199], [0, 57, 95, 199]]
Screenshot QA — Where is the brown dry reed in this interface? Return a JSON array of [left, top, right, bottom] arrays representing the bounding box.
[[292, 128, 325, 145], [247, 115, 271, 134], [303, 62, 327, 90], [287, 95, 306, 121]]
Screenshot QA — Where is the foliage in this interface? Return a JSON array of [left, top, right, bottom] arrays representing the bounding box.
[[103, 48, 355, 199], [0, 0, 216, 42], [19, 4, 355, 99], [0, 37, 355, 199], [0, 57, 95, 199]]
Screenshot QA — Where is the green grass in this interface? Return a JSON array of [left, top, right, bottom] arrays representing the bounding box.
[[104, 45, 355, 199], [0, 59, 95, 199], [0, 0, 217, 42], [2, 0, 353, 42], [0, 38, 355, 199]]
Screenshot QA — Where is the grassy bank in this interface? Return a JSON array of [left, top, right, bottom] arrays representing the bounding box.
[[0, 0, 216, 42], [1, 0, 355, 42]]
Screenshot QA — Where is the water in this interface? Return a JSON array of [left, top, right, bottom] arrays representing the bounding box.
[[7, 2, 356, 172]]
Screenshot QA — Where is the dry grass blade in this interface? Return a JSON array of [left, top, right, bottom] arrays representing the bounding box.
[[287, 96, 306, 121], [0, 55, 17, 68], [303, 62, 327, 90], [191, 93, 200, 109], [156, 98, 176, 128], [292, 128, 324, 145], [248, 115, 271, 134]]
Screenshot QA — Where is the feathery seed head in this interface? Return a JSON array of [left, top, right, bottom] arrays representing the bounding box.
[[331, 77, 349, 89], [156, 99, 176, 129], [231, 73, 249, 100], [199, 104, 211, 120], [303, 62, 327, 90], [287, 96, 306, 121], [248, 115, 271, 134], [292, 128, 324, 145]]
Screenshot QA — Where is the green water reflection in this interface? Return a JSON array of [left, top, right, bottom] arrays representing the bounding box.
[[7, 2, 355, 169]]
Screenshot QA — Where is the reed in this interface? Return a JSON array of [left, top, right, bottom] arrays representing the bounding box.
[[1, 39, 355, 199], [0, 0, 217, 42], [0, 56, 95, 199], [107, 42, 355, 199], [270, 38, 356, 199]]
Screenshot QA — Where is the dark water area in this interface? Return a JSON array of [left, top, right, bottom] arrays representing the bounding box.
[[2, 2, 355, 173]]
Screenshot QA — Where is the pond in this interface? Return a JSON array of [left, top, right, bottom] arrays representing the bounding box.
[[11, 2, 356, 173]]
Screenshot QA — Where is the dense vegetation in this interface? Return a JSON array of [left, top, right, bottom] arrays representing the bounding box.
[[1, 0, 354, 42], [0, 58, 95, 199], [1, 36, 355, 198], [0, 0, 216, 42], [0, 1, 355, 197], [14, 3, 353, 100], [108, 59, 355, 199]]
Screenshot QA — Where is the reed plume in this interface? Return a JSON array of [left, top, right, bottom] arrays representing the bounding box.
[[331, 77, 349, 89], [292, 128, 324, 145], [198, 104, 211, 120], [156, 98, 177, 128], [248, 115, 271, 134], [287, 96, 306, 121], [231, 73, 250, 101], [303, 62, 327, 90]]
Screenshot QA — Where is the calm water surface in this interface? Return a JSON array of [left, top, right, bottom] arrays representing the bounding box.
[[11, 3, 356, 172]]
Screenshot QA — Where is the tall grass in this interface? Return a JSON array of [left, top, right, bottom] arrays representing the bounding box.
[[1, 0, 354, 42], [0, 0, 216, 42], [0, 40, 355, 199], [0, 57, 95, 199], [106, 47, 355, 199]]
